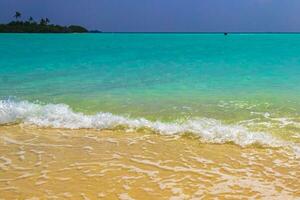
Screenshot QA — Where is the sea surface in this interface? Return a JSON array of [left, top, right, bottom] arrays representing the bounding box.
[[0, 33, 300, 199]]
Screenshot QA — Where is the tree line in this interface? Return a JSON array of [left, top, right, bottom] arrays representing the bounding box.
[[0, 11, 88, 33], [14, 11, 51, 26]]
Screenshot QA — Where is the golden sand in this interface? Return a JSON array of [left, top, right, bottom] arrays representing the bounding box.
[[0, 125, 299, 199]]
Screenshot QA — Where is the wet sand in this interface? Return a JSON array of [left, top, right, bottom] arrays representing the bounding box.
[[0, 125, 299, 199]]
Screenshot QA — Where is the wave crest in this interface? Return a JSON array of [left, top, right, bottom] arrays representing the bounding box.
[[0, 99, 290, 148]]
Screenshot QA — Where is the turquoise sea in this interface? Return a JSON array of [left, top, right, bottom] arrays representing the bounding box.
[[1, 33, 300, 149]]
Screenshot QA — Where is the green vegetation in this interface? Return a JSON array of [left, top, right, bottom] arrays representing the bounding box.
[[0, 11, 88, 33]]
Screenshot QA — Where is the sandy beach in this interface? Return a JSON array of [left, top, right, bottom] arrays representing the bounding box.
[[1, 125, 299, 199]]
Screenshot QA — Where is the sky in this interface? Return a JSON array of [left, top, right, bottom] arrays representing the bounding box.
[[0, 0, 300, 32]]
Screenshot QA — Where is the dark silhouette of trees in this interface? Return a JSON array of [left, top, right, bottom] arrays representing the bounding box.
[[14, 11, 21, 21], [45, 18, 50, 25], [0, 12, 89, 33], [28, 16, 34, 23], [40, 18, 46, 25]]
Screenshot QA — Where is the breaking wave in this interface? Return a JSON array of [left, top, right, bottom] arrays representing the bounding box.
[[0, 99, 299, 154]]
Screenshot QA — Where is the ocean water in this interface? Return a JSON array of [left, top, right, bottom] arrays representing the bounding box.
[[1, 34, 300, 199], [1, 33, 300, 146]]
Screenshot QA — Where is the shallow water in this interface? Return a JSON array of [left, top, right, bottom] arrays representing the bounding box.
[[1, 34, 300, 118], [0, 125, 299, 199], [0, 33, 300, 199]]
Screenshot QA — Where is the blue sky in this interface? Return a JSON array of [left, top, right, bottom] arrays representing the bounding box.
[[0, 0, 300, 32]]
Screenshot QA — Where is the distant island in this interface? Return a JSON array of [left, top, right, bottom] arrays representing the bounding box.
[[0, 12, 97, 33]]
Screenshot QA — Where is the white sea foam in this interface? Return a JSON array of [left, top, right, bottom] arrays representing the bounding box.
[[0, 99, 297, 150]]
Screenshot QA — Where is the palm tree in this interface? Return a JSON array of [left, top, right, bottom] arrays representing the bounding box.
[[28, 16, 34, 23], [40, 18, 46, 25], [45, 18, 50, 25], [14, 11, 21, 21]]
